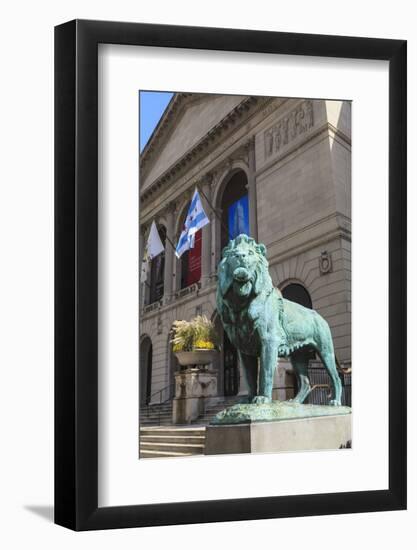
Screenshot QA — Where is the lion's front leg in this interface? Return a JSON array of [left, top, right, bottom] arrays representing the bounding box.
[[253, 340, 278, 404], [238, 351, 258, 403]]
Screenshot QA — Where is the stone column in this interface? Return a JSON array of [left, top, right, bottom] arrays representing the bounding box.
[[163, 203, 175, 304], [211, 205, 221, 277], [245, 137, 258, 241], [201, 176, 213, 289], [140, 224, 150, 306], [139, 226, 145, 308]]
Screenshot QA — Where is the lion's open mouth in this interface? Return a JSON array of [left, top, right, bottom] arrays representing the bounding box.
[[232, 267, 252, 297], [233, 267, 250, 283]]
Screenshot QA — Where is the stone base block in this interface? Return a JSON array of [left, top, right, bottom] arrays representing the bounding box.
[[172, 397, 205, 424], [205, 413, 351, 455]]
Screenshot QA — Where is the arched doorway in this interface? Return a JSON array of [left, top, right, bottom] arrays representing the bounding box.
[[223, 332, 239, 396], [281, 282, 314, 397], [139, 336, 153, 405], [149, 224, 166, 304], [220, 170, 249, 251], [282, 282, 312, 309], [217, 170, 249, 397]]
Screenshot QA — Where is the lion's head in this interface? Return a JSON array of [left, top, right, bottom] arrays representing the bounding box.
[[217, 234, 272, 301]]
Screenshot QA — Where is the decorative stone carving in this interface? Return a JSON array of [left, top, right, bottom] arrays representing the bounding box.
[[173, 368, 218, 424], [319, 251, 333, 274], [264, 100, 315, 160]]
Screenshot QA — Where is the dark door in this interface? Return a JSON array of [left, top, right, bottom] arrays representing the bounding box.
[[223, 332, 239, 396]]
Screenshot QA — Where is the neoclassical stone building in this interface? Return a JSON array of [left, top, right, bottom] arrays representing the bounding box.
[[139, 92, 351, 410]]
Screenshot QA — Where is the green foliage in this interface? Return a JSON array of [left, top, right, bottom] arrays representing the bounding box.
[[171, 315, 218, 352]]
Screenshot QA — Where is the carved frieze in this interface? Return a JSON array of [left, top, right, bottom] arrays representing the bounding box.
[[264, 100, 314, 160]]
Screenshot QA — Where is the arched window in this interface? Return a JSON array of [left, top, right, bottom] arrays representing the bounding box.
[[282, 283, 312, 309], [282, 283, 314, 363], [139, 336, 153, 405], [178, 204, 202, 289], [149, 225, 166, 303], [220, 171, 249, 250]]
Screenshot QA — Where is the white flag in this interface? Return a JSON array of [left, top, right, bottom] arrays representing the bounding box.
[[175, 188, 210, 258], [141, 221, 164, 283]]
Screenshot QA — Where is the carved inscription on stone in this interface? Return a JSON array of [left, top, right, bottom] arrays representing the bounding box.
[[264, 100, 314, 159]]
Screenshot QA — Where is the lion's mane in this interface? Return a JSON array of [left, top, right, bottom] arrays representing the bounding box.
[[216, 234, 283, 345]]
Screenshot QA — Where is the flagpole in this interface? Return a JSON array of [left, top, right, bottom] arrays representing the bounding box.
[[164, 233, 177, 254], [195, 183, 229, 235]]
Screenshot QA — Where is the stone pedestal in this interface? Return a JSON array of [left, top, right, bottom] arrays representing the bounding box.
[[205, 403, 351, 455], [272, 362, 296, 401], [172, 368, 218, 424]]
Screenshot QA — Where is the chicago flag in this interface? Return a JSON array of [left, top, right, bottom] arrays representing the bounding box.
[[175, 188, 210, 258]]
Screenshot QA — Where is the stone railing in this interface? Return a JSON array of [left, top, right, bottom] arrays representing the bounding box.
[[174, 281, 201, 300], [143, 300, 162, 314]]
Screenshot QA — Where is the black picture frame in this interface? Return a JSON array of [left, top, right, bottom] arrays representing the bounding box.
[[55, 19, 407, 531]]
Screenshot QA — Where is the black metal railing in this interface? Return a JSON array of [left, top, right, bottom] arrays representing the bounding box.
[[307, 362, 351, 406], [272, 361, 351, 407], [141, 382, 175, 426]]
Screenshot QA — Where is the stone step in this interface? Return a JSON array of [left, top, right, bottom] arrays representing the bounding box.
[[140, 414, 173, 421], [140, 435, 205, 445], [140, 441, 205, 454], [139, 449, 198, 458], [139, 425, 206, 458], [140, 406, 173, 412], [140, 427, 206, 437], [141, 411, 173, 414]]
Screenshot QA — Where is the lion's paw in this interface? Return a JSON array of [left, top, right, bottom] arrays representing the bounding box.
[[252, 395, 271, 405], [329, 399, 341, 407]]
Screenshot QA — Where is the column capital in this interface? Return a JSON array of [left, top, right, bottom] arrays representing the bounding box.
[[164, 201, 176, 218], [201, 172, 215, 189], [243, 135, 255, 152]]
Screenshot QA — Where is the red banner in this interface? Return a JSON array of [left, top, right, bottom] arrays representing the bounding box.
[[187, 229, 202, 286]]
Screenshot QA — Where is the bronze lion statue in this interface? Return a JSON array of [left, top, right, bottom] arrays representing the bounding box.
[[216, 234, 342, 406]]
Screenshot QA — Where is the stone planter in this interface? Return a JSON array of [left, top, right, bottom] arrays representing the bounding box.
[[173, 367, 218, 424], [174, 349, 218, 367]]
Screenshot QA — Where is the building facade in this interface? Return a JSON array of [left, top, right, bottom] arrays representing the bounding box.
[[139, 93, 351, 408]]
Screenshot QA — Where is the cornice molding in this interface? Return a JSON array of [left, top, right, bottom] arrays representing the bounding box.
[[140, 92, 200, 174], [139, 95, 266, 206]]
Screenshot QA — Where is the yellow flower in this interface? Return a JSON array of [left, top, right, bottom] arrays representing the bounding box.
[[194, 340, 215, 350]]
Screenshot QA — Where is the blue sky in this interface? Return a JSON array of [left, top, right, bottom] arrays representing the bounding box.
[[139, 91, 174, 151]]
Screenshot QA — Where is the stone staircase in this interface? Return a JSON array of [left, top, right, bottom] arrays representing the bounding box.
[[192, 396, 242, 425], [139, 426, 206, 458], [140, 396, 241, 427], [140, 402, 173, 427], [139, 396, 241, 458]]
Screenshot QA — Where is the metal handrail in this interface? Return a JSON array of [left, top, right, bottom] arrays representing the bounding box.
[[144, 382, 175, 426]]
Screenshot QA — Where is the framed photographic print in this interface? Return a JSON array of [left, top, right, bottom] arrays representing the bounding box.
[[55, 20, 406, 530]]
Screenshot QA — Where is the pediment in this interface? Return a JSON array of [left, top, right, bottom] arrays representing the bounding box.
[[141, 93, 246, 190]]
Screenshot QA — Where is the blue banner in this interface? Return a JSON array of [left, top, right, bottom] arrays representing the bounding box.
[[228, 195, 249, 240]]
